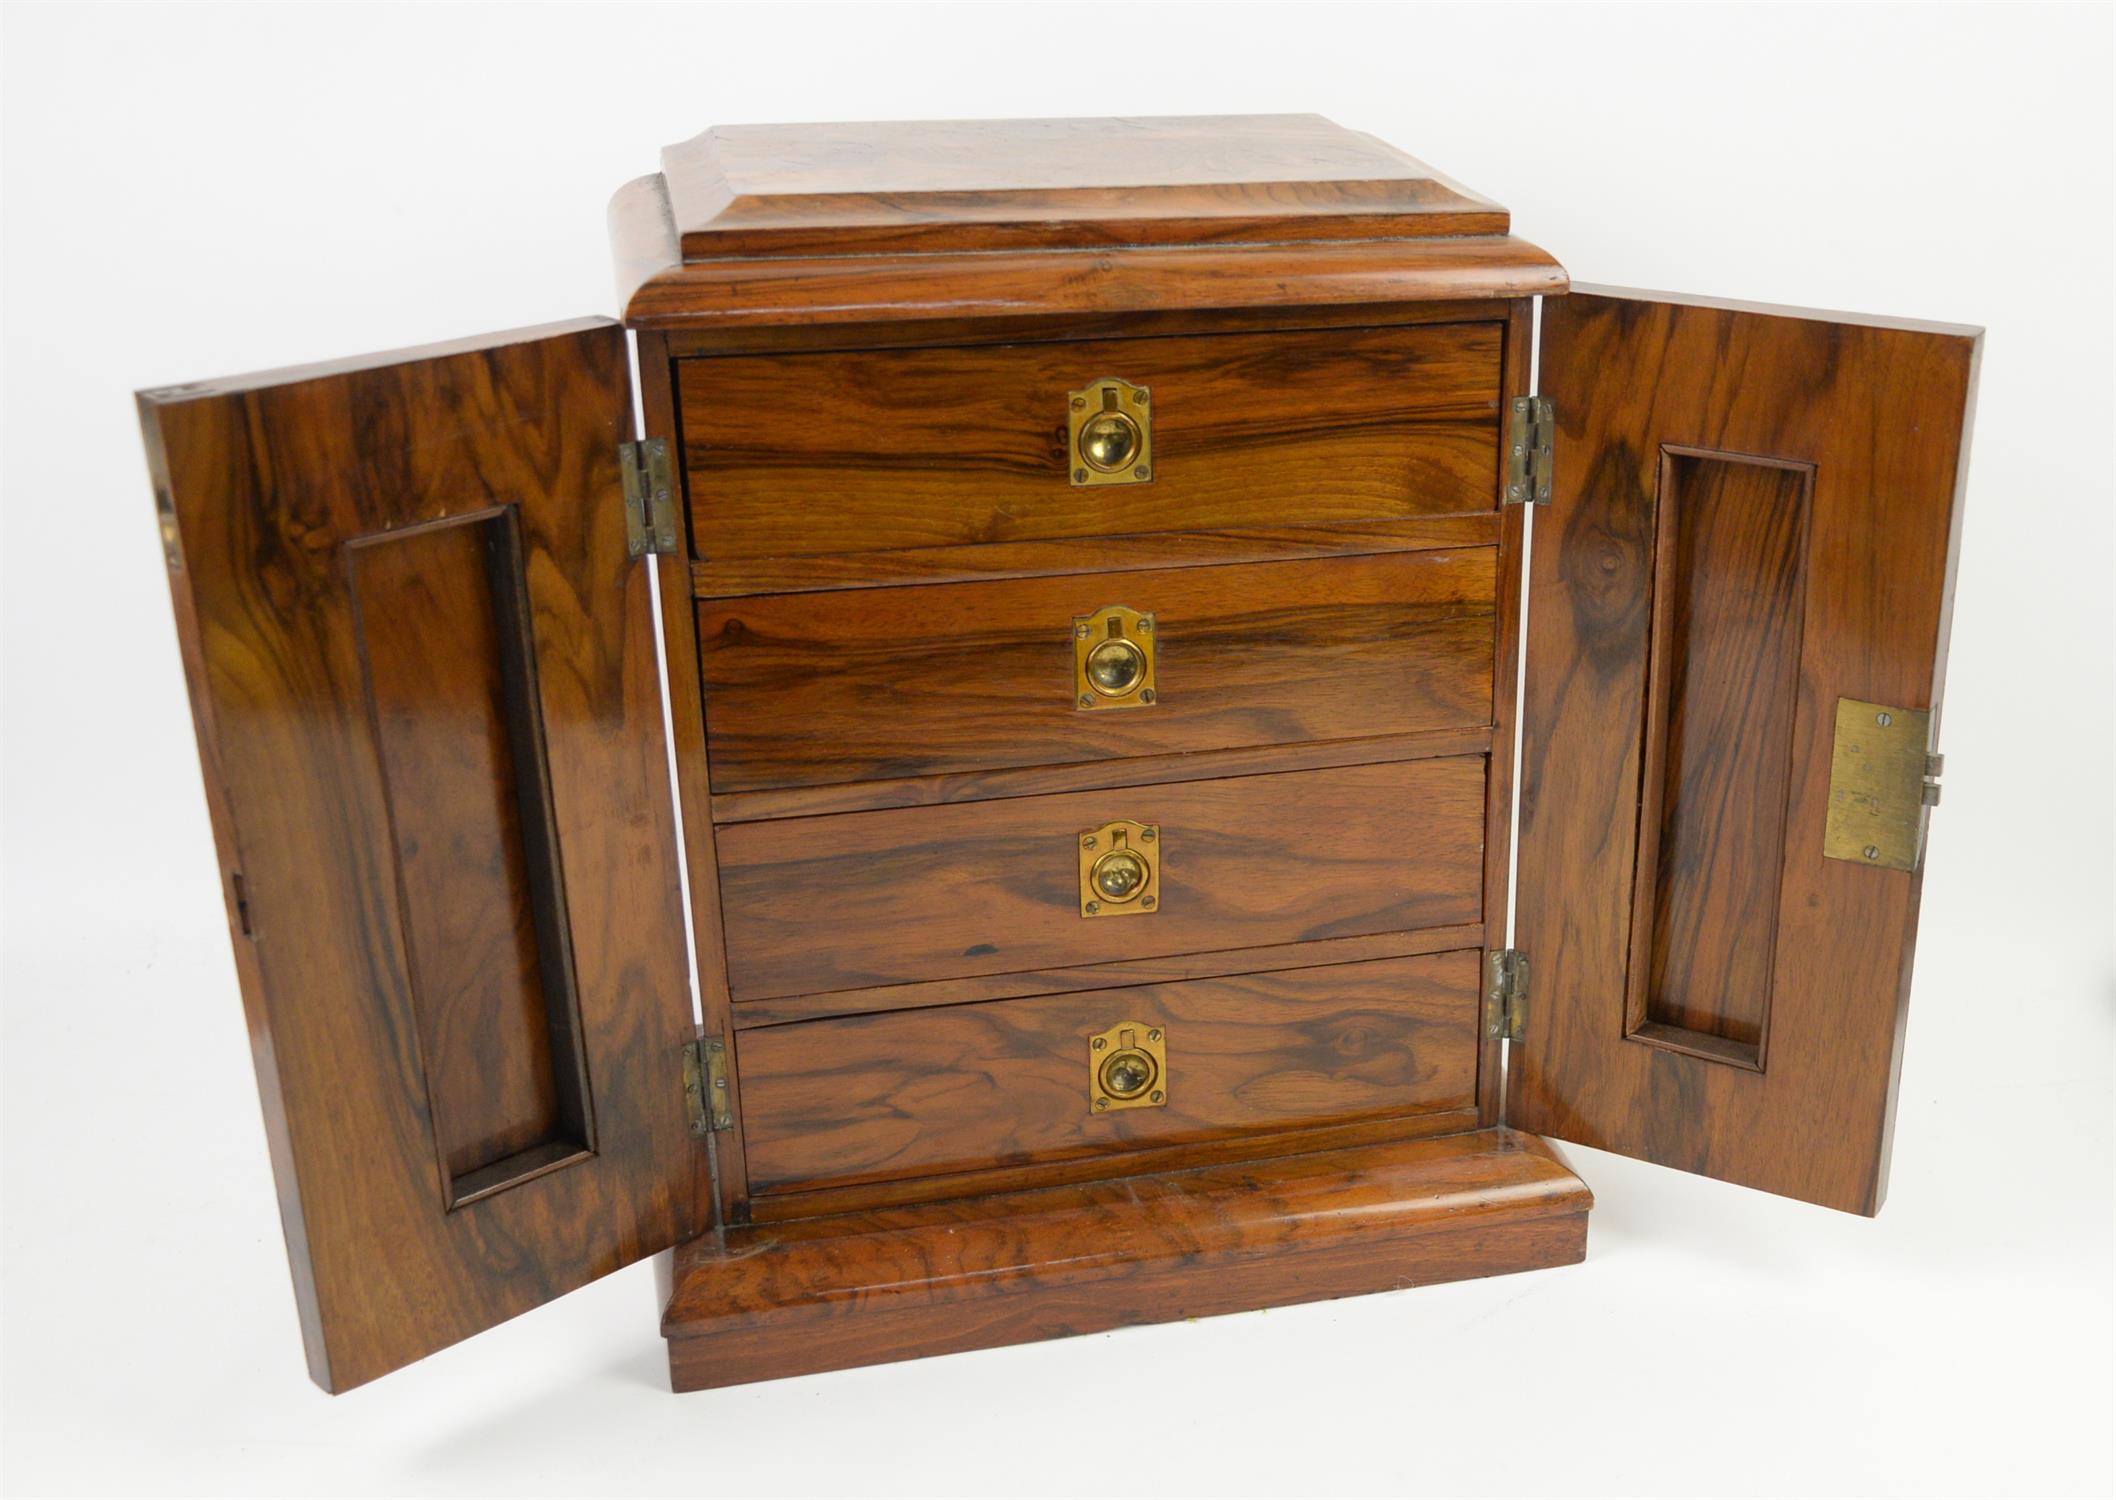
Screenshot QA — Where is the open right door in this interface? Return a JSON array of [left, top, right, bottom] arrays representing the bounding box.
[[1510, 287, 1980, 1215]]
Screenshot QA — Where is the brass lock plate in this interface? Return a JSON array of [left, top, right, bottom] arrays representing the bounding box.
[[1823, 697, 1941, 872], [1068, 377, 1153, 486], [1079, 820, 1159, 918], [1089, 1021, 1167, 1112], [1074, 604, 1156, 710]]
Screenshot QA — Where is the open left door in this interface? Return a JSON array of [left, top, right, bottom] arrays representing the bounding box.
[[139, 320, 704, 1390], [1510, 288, 1979, 1215]]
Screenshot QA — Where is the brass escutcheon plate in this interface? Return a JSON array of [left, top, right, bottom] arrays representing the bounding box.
[[1823, 697, 1940, 872], [1068, 377, 1153, 487], [1088, 1020, 1167, 1113], [1078, 819, 1160, 918], [1073, 604, 1157, 711]]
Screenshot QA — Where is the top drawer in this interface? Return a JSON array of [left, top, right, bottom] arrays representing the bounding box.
[[679, 322, 1504, 562]]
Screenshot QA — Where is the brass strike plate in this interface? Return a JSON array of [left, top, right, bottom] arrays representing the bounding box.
[[1823, 697, 1941, 872], [1079, 820, 1159, 918], [1068, 377, 1153, 486], [1089, 1020, 1167, 1113], [1074, 604, 1157, 711]]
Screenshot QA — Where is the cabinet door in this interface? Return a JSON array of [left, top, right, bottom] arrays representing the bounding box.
[[1510, 288, 1979, 1214], [139, 320, 704, 1390]]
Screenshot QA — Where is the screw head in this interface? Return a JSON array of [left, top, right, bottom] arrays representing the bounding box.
[[1876, 712, 1893, 727], [1133, 390, 1149, 405], [1094, 1097, 1108, 1110], [1071, 395, 1087, 410], [1137, 619, 1152, 632], [1150, 1090, 1163, 1103], [1864, 845, 1882, 860], [1078, 693, 1095, 709], [1147, 1029, 1161, 1042], [1141, 828, 1155, 842], [1092, 1036, 1106, 1050], [1085, 900, 1100, 914], [1075, 623, 1091, 639], [1141, 896, 1155, 909], [1074, 468, 1089, 483], [1082, 835, 1097, 849], [1139, 688, 1156, 704], [1134, 466, 1150, 480]]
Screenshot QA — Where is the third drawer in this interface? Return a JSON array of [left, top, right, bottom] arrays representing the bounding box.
[[716, 756, 1486, 1002]]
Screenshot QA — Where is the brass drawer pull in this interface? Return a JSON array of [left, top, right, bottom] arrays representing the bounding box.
[[1079, 820, 1159, 917], [1089, 1021, 1167, 1112], [1074, 604, 1156, 711], [1068, 377, 1153, 486]]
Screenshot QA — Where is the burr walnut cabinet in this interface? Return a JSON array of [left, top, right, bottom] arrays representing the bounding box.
[[136, 115, 1982, 1394]]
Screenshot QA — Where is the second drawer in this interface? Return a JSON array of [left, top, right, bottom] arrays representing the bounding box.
[[717, 756, 1486, 1001], [697, 549, 1496, 795]]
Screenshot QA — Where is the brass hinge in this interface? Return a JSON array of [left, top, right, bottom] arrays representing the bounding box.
[[621, 437, 677, 557], [1484, 949, 1529, 1042], [1504, 396, 1553, 506], [681, 1035, 732, 1135]]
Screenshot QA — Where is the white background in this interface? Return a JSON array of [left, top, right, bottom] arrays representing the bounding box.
[[3, 3, 2111, 1496]]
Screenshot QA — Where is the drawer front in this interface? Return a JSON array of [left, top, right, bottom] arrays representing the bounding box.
[[680, 322, 1503, 562], [699, 549, 1496, 794], [717, 757, 1484, 1001], [737, 952, 1482, 1195]]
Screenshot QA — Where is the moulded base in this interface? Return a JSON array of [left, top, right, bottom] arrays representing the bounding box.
[[660, 1126, 1591, 1391]]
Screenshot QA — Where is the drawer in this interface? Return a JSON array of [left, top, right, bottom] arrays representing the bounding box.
[[716, 757, 1485, 1001], [736, 952, 1482, 1195], [679, 322, 1503, 562], [699, 549, 1496, 794]]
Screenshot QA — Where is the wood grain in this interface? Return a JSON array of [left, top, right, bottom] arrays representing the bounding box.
[[661, 1127, 1590, 1390], [717, 757, 1487, 1001], [688, 513, 1499, 599], [738, 953, 1480, 1194], [709, 725, 1494, 825], [733, 926, 1486, 1029], [136, 322, 704, 1390], [1511, 287, 1981, 1215], [1629, 450, 1814, 1059], [699, 549, 1495, 793], [343, 509, 591, 1199], [680, 322, 1502, 561], [616, 206, 1566, 331], [660, 115, 1509, 259]]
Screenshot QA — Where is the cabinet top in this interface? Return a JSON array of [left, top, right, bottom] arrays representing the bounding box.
[[658, 114, 1508, 258], [611, 114, 1564, 330]]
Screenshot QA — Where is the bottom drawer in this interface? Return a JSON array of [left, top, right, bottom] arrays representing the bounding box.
[[736, 951, 1481, 1197]]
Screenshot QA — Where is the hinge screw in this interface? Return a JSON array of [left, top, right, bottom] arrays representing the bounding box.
[[1864, 845, 1881, 860], [1876, 711, 1893, 727]]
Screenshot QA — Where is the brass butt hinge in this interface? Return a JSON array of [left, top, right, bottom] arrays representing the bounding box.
[[1484, 949, 1529, 1042], [681, 1035, 732, 1135], [620, 437, 677, 558], [1504, 396, 1553, 506]]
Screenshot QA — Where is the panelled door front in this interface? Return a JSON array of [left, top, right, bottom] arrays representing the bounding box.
[[1511, 288, 1980, 1214], [140, 320, 704, 1391]]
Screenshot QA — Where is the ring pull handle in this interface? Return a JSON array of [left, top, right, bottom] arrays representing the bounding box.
[[1068, 377, 1153, 486], [1078, 820, 1159, 918], [1074, 604, 1156, 711], [1089, 1021, 1167, 1112]]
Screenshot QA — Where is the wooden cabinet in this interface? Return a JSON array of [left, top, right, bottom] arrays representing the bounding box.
[[136, 115, 1981, 1395]]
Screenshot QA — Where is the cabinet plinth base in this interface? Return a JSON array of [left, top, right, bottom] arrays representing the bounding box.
[[661, 1126, 1591, 1391]]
